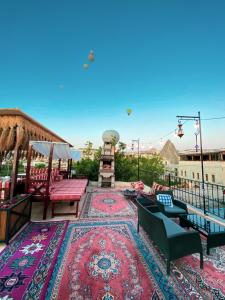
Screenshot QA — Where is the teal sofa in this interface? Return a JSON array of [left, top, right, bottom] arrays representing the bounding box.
[[155, 190, 188, 218], [137, 197, 203, 275]]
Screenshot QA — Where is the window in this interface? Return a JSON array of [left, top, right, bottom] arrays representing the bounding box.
[[181, 170, 183, 176], [192, 172, 195, 179], [197, 173, 200, 180], [206, 174, 208, 181], [184, 171, 187, 177], [174, 168, 178, 176], [212, 175, 215, 183]]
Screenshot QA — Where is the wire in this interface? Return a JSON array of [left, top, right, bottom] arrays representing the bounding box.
[[128, 115, 225, 150], [202, 116, 225, 120]]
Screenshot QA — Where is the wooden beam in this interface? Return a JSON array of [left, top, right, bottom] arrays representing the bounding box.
[[58, 158, 61, 170], [43, 143, 54, 219], [25, 144, 33, 193], [10, 148, 21, 199], [67, 158, 72, 178]]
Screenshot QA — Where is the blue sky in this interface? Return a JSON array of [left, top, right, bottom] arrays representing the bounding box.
[[0, 0, 225, 150]]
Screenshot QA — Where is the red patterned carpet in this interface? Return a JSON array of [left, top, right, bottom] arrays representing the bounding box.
[[80, 189, 136, 218], [140, 227, 225, 299], [46, 219, 225, 299], [47, 220, 174, 299], [1, 190, 225, 299]]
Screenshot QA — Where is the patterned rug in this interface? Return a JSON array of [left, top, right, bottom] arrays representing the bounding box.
[[80, 190, 136, 218], [0, 221, 68, 300], [140, 227, 225, 299], [46, 219, 199, 300]]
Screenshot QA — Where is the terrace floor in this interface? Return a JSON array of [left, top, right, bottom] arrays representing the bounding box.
[[0, 182, 225, 299]]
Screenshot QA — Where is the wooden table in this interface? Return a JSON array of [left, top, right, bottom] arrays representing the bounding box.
[[0, 194, 32, 244]]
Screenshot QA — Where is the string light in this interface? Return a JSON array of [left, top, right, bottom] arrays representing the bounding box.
[[121, 115, 225, 150]]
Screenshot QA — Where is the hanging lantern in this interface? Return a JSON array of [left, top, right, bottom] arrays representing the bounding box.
[[177, 122, 184, 138], [88, 50, 95, 62], [194, 120, 199, 129], [83, 63, 89, 70], [127, 108, 132, 116]]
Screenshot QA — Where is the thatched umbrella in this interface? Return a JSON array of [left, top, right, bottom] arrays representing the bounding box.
[[5, 127, 16, 152], [0, 128, 10, 151], [0, 108, 71, 198]]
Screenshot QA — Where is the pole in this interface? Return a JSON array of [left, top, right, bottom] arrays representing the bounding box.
[[44, 143, 54, 219], [198, 111, 206, 214], [137, 139, 140, 181], [58, 158, 61, 170], [10, 148, 20, 198], [25, 144, 33, 193]]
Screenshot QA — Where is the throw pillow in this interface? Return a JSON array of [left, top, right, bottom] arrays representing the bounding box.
[[156, 194, 173, 207]]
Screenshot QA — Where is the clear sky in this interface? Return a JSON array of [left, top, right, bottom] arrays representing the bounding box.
[[1, 0, 225, 150]]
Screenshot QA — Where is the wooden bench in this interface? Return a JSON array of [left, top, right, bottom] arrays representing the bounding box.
[[50, 179, 88, 217]]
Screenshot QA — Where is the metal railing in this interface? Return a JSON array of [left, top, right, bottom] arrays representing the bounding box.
[[140, 170, 225, 219]]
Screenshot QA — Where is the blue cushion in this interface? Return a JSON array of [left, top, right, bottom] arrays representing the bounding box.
[[156, 194, 173, 207]]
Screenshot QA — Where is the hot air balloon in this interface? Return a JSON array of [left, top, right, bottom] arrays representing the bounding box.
[[88, 50, 95, 62], [127, 108, 132, 116], [83, 63, 89, 70]]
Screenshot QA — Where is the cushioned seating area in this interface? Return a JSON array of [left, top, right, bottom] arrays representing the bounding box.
[[0, 180, 10, 200], [52, 179, 88, 189], [49, 179, 88, 217], [137, 197, 203, 275], [153, 212, 186, 237], [27, 167, 88, 218], [155, 190, 188, 218], [161, 205, 187, 216]]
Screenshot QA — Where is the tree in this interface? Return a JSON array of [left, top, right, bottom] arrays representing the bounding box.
[[82, 141, 94, 159], [73, 142, 101, 180], [114, 141, 165, 185], [73, 140, 165, 186], [139, 155, 165, 186]]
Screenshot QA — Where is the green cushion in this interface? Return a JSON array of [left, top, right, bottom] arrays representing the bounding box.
[[154, 212, 186, 237], [164, 205, 187, 216]]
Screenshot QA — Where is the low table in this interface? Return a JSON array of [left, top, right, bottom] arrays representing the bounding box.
[[0, 194, 32, 244], [180, 213, 225, 254], [122, 189, 138, 201]]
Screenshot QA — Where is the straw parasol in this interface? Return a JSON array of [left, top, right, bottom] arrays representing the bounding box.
[[0, 108, 71, 159], [0, 108, 72, 198]]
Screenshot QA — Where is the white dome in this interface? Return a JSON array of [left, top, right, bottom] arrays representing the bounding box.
[[102, 130, 120, 144]]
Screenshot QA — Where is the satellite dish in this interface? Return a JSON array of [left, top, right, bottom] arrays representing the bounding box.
[[126, 108, 132, 116]]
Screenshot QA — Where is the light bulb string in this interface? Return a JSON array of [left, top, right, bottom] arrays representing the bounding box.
[[128, 115, 225, 149]]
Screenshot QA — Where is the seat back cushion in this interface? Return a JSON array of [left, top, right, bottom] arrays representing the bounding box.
[[156, 194, 173, 207]]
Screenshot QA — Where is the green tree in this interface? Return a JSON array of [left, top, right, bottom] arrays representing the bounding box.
[[73, 143, 102, 181], [82, 141, 94, 159], [114, 144, 165, 185], [139, 155, 165, 186], [73, 141, 165, 186]]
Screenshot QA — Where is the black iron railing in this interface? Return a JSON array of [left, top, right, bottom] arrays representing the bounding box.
[[140, 170, 225, 219]]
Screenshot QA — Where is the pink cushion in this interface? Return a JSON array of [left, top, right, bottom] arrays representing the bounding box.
[[50, 193, 81, 201]]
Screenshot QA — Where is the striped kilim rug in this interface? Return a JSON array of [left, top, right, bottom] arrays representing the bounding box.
[[0, 221, 68, 300]]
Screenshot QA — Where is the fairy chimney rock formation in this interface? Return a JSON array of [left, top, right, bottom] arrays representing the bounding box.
[[160, 140, 179, 165]]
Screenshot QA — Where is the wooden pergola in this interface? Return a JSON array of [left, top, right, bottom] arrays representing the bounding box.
[[0, 108, 71, 198]]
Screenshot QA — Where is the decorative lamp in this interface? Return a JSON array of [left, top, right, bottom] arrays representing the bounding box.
[[177, 122, 184, 138]]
